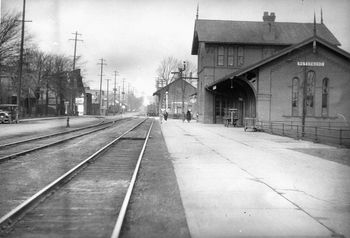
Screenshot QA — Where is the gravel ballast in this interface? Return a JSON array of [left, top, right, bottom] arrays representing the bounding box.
[[120, 120, 191, 238]]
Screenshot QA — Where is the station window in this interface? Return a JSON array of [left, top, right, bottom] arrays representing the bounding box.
[[306, 71, 315, 116], [237, 46, 244, 67], [217, 46, 224, 66], [322, 78, 329, 116], [227, 47, 234, 66], [291, 77, 299, 116]]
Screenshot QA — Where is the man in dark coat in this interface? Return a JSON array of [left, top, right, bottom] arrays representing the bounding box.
[[186, 110, 191, 122]]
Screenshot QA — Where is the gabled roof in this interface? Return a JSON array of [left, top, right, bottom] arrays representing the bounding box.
[[192, 19, 340, 54], [153, 78, 196, 96], [207, 36, 350, 89]]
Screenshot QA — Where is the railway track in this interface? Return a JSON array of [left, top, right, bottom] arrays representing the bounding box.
[[0, 117, 153, 238], [0, 119, 106, 148], [0, 118, 129, 163]]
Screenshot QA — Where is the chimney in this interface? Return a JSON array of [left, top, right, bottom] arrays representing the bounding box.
[[263, 12, 276, 41], [263, 11, 276, 22]]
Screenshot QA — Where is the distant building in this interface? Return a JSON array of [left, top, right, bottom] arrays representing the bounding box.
[[192, 11, 350, 127], [0, 68, 85, 116], [153, 78, 197, 118], [84, 88, 105, 115]]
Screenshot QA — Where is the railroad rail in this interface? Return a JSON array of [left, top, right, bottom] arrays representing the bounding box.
[[0, 118, 129, 163], [0, 118, 109, 148], [0, 118, 153, 238]]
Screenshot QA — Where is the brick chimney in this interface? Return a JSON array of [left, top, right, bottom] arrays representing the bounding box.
[[263, 11, 276, 22], [263, 12, 276, 41]]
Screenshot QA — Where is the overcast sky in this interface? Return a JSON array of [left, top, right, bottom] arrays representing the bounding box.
[[1, 0, 350, 102]]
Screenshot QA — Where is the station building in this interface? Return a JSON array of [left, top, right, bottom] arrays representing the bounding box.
[[192, 12, 350, 127], [153, 77, 197, 118]]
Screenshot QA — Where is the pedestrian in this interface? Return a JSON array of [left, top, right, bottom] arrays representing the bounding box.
[[164, 111, 168, 121], [159, 109, 163, 124], [186, 109, 191, 123]]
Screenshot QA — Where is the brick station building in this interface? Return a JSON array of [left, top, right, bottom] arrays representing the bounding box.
[[192, 12, 350, 127]]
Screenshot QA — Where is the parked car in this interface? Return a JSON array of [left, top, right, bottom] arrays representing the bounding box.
[[0, 104, 18, 123], [0, 111, 10, 124]]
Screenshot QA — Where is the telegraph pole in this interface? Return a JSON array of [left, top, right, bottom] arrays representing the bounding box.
[[180, 61, 186, 115], [106, 78, 111, 115], [122, 78, 126, 114], [122, 78, 125, 104], [301, 57, 307, 137], [67, 31, 82, 122], [16, 0, 30, 122], [118, 85, 121, 112], [113, 71, 118, 115], [98, 58, 106, 115], [69, 31, 83, 71]]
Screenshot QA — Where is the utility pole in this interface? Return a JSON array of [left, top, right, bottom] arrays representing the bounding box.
[[69, 31, 83, 71], [106, 78, 111, 115], [127, 82, 130, 110], [16, 0, 31, 122], [98, 58, 106, 115], [118, 85, 121, 112], [68, 31, 82, 120], [122, 78, 125, 105], [113, 71, 118, 116], [122, 78, 126, 114], [180, 61, 186, 115], [302, 58, 307, 137]]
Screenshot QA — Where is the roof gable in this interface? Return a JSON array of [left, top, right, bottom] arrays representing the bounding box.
[[192, 19, 340, 55], [153, 78, 196, 96]]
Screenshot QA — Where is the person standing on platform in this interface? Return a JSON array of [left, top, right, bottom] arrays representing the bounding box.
[[159, 109, 163, 124], [164, 111, 168, 121], [186, 109, 192, 123]]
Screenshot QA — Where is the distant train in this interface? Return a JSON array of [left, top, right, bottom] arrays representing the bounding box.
[[146, 103, 158, 117]]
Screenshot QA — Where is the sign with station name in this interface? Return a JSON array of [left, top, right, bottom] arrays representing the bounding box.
[[297, 61, 325, 67]]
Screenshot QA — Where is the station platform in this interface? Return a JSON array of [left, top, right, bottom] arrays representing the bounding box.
[[160, 118, 350, 238]]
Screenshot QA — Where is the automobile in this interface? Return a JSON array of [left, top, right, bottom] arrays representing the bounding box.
[[0, 111, 10, 124], [0, 104, 18, 123]]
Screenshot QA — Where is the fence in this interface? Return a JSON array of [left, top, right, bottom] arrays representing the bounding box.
[[257, 121, 350, 147]]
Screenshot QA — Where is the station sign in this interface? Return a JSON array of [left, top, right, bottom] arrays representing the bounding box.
[[297, 61, 325, 67]]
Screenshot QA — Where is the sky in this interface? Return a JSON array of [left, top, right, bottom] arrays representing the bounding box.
[[1, 0, 350, 103]]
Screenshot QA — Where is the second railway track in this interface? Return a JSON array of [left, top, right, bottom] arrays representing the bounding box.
[[0, 117, 154, 238], [0, 118, 130, 163]]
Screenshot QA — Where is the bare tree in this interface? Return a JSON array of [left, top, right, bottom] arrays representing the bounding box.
[[156, 56, 182, 86], [156, 57, 197, 87], [0, 12, 21, 69]]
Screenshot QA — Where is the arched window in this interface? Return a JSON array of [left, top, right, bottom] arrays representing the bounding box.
[[322, 78, 329, 116], [292, 77, 299, 116], [306, 71, 315, 116]]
